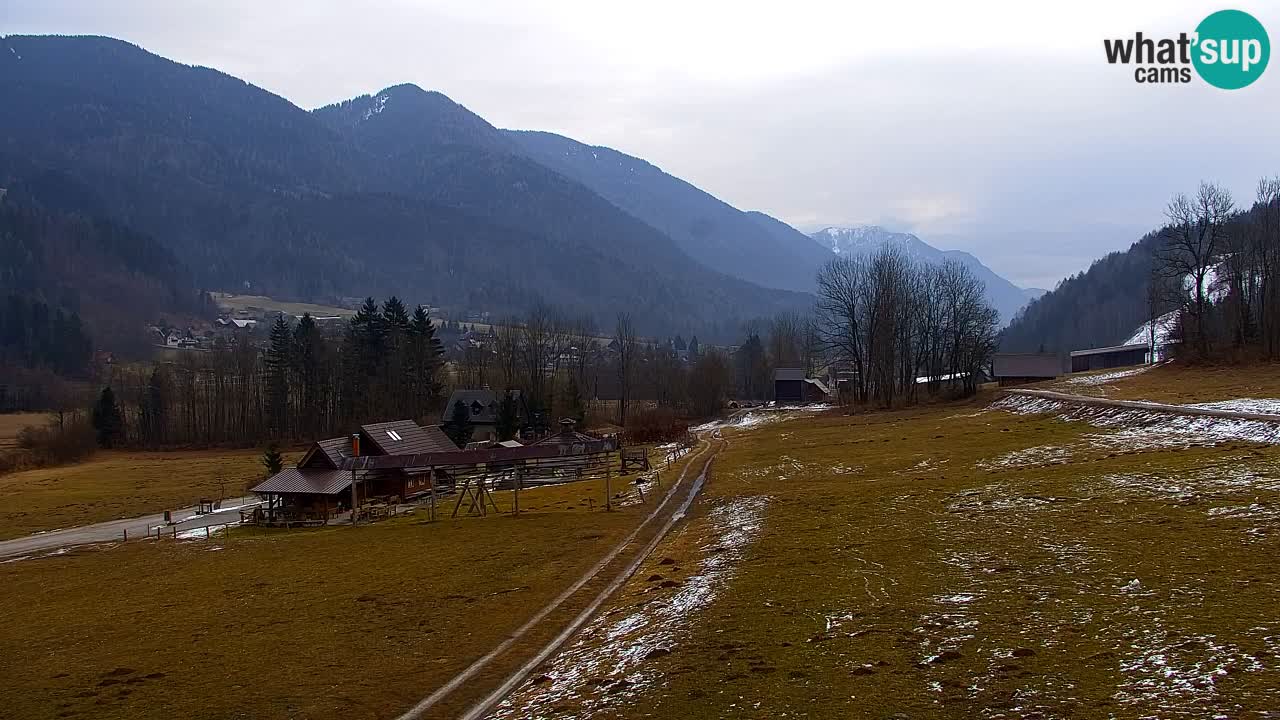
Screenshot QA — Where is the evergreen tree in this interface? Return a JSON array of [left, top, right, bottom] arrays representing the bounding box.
[[382, 296, 412, 417], [497, 389, 520, 441], [408, 306, 445, 418], [91, 386, 124, 448], [342, 297, 384, 423], [688, 335, 700, 361], [443, 399, 474, 448], [140, 366, 170, 447], [261, 442, 285, 476], [292, 313, 324, 437], [264, 315, 292, 436]]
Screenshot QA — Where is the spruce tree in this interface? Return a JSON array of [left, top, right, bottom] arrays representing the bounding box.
[[261, 442, 285, 476], [408, 306, 445, 418], [91, 386, 124, 448], [264, 315, 292, 436], [292, 314, 323, 436]]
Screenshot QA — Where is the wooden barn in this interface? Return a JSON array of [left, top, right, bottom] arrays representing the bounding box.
[[774, 368, 833, 404]]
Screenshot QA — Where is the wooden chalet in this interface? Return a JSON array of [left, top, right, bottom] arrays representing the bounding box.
[[251, 420, 457, 522]]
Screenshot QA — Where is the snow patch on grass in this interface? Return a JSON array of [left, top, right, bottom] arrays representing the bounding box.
[[493, 495, 771, 718]]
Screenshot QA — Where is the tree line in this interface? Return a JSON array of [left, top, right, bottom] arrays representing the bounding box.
[[91, 297, 444, 449], [1152, 178, 1280, 361], [815, 246, 999, 407]]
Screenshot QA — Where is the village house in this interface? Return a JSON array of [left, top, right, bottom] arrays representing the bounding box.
[[250, 419, 456, 522]]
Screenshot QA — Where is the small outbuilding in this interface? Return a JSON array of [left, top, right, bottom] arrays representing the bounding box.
[[1069, 343, 1148, 372], [774, 368, 806, 404]]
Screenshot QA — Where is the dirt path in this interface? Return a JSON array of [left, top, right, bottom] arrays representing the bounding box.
[[395, 431, 725, 720], [1004, 388, 1280, 423]]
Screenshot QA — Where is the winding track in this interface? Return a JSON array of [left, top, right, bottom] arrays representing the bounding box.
[[395, 429, 727, 720]]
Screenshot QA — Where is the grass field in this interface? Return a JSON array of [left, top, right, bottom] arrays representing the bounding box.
[[6, 362, 1280, 718], [0, 446, 700, 720], [0, 449, 286, 540], [212, 292, 356, 318], [497, 369, 1280, 718], [0, 412, 53, 452], [1044, 360, 1280, 405]]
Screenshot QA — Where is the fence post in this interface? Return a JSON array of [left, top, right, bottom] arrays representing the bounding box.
[[122, 528, 127, 541], [513, 467, 522, 516]]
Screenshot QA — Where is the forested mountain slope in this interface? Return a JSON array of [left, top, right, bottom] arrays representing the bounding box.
[[0, 173, 208, 352], [0, 34, 809, 338], [999, 232, 1161, 353], [506, 130, 833, 293]]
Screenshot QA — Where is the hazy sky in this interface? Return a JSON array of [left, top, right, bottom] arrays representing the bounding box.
[[7, 1, 1280, 288]]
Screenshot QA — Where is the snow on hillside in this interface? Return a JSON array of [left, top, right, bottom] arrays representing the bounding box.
[[1123, 310, 1179, 347]]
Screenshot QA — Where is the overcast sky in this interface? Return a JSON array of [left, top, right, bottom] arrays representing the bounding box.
[[7, 1, 1280, 288]]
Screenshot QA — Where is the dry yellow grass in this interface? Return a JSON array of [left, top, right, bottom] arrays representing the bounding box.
[[212, 292, 355, 318], [497, 400, 1280, 718], [1098, 361, 1280, 404], [0, 449, 286, 540], [0, 445, 700, 720], [0, 412, 53, 451]]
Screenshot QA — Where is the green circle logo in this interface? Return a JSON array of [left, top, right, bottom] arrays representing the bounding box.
[[1193, 9, 1270, 89]]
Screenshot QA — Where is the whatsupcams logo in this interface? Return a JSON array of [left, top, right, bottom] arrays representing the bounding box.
[[1104, 9, 1269, 88]]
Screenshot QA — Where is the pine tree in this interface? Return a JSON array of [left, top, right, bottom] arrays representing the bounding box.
[[382, 296, 412, 417], [264, 315, 292, 436], [408, 306, 445, 419], [91, 386, 124, 448], [141, 367, 170, 447], [443, 400, 474, 448], [261, 442, 285, 476], [497, 389, 520, 441], [342, 298, 385, 423], [292, 313, 324, 437]]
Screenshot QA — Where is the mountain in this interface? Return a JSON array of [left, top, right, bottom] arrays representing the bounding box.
[[505, 131, 833, 292], [808, 226, 1035, 324], [1022, 287, 1047, 301], [0, 171, 209, 352], [998, 231, 1162, 353], [0, 34, 809, 339]]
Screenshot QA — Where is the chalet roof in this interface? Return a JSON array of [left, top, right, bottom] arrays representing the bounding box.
[[775, 368, 805, 381], [443, 389, 500, 424], [251, 468, 352, 495], [360, 420, 456, 455], [299, 436, 351, 469]]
